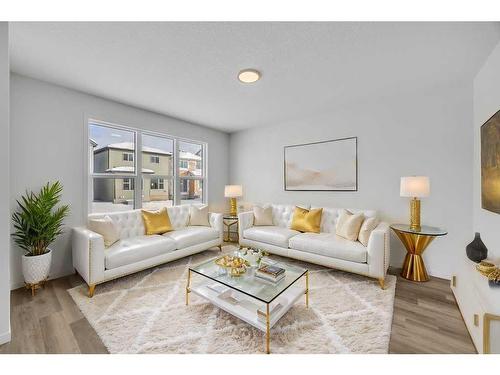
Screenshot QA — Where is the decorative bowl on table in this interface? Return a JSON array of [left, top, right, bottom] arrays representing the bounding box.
[[215, 255, 249, 277], [476, 261, 497, 277], [488, 268, 500, 287]]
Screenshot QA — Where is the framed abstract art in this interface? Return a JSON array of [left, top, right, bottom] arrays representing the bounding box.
[[481, 109, 500, 214], [284, 137, 358, 191]]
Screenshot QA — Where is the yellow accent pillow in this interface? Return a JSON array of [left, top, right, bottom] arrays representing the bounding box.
[[141, 208, 173, 235], [290, 206, 323, 233]]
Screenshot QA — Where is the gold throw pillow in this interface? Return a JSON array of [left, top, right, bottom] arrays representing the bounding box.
[[290, 206, 323, 233], [336, 209, 365, 241], [141, 208, 173, 235]]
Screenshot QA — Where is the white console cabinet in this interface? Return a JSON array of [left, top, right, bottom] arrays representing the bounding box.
[[451, 256, 500, 353]]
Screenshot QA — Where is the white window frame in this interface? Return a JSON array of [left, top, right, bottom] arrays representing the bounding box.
[[86, 118, 207, 215], [123, 152, 134, 162], [150, 155, 160, 164]]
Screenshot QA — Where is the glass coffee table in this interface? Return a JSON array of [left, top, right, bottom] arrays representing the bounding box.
[[186, 257, 309, 354]]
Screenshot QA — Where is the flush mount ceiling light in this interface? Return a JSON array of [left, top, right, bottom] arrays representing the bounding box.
[[238, 69, 261, 83]]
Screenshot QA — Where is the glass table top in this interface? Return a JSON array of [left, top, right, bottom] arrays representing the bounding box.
[[189, 256, 307, 304], [390, 224, 447, 236]]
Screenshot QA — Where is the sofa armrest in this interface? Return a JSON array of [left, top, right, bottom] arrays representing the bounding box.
[[367, 222, 390, 279], [72, 227, 105, 286], [238, 211, 254, 242], [209, 213, 223, 243]]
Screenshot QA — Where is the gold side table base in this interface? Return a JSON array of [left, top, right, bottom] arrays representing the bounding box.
[[401, 253, 429, 282], [392, 229, 436, 282]]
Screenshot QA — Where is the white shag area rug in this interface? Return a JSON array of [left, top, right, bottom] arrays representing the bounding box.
[[68, 246, 396, 354]]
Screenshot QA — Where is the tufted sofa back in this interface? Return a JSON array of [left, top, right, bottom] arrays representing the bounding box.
[[88, 204, 203, 239], [270, 204, 310, 228], [311, 206, 377, 233]]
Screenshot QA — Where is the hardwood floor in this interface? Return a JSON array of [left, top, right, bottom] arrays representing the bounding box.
[[0, 265, 475, 354]]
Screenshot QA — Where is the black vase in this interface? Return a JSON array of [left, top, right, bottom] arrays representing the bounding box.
[[466, 232, 488, 263]]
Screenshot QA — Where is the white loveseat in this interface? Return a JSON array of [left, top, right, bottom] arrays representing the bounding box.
[[72, 204, 223, 297], [238, 204, 390, 288]]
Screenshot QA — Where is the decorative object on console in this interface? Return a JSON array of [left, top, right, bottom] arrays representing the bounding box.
[[225, 185, 243, 216], [487, 268, 500, 287], [335, 209, 364, 241], [481, 109, 500, 214], [466, 232, 488, 263], [284, 137, 357, 191], [189, 204, 210, 226], [11, 181, 70, 296], [141, 207, 173, 235], [390, 224, 447, 282], [400, 176, 430, 232], [290, 206, 323, 233], [476, 261, 497, 277], [253, 205, 273, 226], [88, 215, 119, 247]]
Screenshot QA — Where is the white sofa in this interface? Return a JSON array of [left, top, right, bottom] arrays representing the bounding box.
[[238, 204, 390, 288], [72, 204, 223, 297]]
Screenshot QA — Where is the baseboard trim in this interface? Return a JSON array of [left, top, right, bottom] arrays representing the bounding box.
[[0, 329, 11, 345]]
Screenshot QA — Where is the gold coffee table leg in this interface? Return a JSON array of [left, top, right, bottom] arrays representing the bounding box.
[[394, 230, 436, 282], [266, 303, 270, 354], [186, 269, 191, 305]]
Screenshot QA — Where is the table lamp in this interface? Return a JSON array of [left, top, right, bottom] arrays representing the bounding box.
[[400, 176, 430, 232], [224, 185, 242, 216]]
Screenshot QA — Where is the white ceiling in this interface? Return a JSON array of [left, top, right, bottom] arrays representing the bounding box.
[[9, 22, 500, 133]]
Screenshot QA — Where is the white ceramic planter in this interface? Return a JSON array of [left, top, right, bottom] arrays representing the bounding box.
[[22, 249, 52, 285]]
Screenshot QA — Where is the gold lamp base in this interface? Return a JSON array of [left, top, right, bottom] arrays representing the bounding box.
[[229, 197, 237, 216], [409, 197, 421, 232]]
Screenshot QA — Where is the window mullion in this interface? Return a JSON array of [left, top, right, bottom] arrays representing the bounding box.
[[135, 131, 142, 209]]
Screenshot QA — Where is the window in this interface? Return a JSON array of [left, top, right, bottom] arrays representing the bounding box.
[[123, 153, 134, 162], [88, 120, 204, 213], [179, 141, 204, 204], [150, 177, 164, 190], [123, 178, 134, 190]]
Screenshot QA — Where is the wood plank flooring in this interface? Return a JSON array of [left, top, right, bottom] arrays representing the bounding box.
[[0, 264, 475, 354]]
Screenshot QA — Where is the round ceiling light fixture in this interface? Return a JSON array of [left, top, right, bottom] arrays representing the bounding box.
[[238, 69, 261, 83]]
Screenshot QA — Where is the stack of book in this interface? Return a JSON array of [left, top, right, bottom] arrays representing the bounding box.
[[255, 264, 285, 282]]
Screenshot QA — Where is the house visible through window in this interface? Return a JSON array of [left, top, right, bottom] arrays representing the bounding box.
[[123, 152, 134, 162], [89, 120, 205, 213]]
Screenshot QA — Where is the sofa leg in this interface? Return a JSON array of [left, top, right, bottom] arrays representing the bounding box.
[[88, 284, 96, 298], [218, 244, 222, 252], [378, 278, 385, 290]]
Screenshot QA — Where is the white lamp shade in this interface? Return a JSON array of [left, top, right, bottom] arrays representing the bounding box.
[[400, 176, 430, 198], [224, 185, 243, 198]]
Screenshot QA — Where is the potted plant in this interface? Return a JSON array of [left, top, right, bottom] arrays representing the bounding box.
[[11, 181, 70, 296]]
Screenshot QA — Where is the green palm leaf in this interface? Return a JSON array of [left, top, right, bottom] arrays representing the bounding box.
[[11, 181, 70, 256]]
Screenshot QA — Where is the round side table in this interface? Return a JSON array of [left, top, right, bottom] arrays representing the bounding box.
[[223, 214, 239, 243], [390, 224, 447, 282]]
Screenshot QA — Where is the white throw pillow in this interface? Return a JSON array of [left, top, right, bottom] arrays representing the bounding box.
[[253, 205, 274, 226], [358, 217, 379, 247], [189, 205, 210, 226], [88, 215, 119, 247], [336, 209, 365, 241]]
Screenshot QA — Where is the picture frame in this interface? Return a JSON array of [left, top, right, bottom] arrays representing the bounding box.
[[284, 136, 358, 191]]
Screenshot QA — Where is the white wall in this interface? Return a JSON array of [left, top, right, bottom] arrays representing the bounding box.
[[473, 40, 500, 261], [10, 74, 230, 289], [0, 22, 11, 344], [230, 82, 473, 279]]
